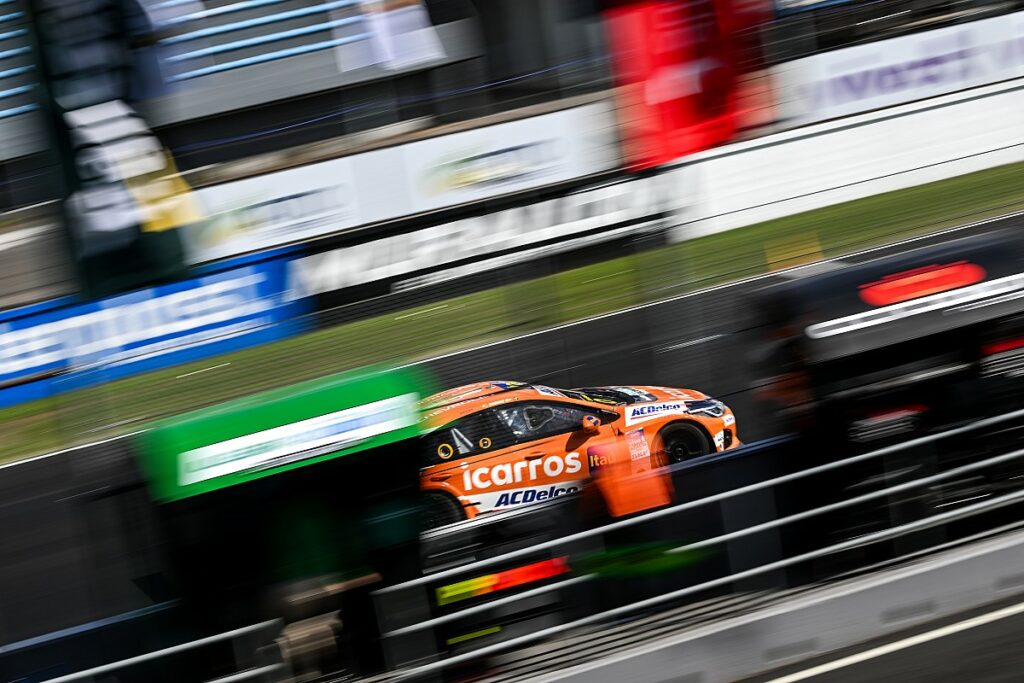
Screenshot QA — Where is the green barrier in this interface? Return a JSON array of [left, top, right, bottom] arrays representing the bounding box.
[[137, 365, 433, 502]]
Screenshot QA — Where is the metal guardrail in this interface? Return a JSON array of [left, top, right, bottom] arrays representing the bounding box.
[[41, 619, 282, 683], [377, 407, 1024, 593], [375, 406, 1024, 679], [395, 488, 1024, 681]]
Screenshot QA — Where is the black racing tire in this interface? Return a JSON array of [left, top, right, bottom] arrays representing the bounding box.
[[654, 422, 714, 465], [421, 492, 466, 531]]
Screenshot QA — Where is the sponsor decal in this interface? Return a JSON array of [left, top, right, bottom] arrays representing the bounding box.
[[482, 396, 518, 410], [462, 452, 582, 491], [588, 445, 613, 470], [626, 429, 650, 462], [179, 394, 418, 486], [494, 485, 580, 508], [533, 384, 565, 397], [624, 402, 689, 425], [723, 413, 736, 427], [627, 429, 651, 474], [714, 431, 725, 449]]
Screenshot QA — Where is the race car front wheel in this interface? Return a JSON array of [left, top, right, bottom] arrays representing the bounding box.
[[655, 422, 714, 464], [421, 492, 466, 530]]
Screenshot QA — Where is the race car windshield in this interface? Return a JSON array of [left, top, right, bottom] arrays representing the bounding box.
[[496, 404, 588, 440]]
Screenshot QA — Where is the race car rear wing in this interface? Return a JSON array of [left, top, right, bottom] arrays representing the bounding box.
[[752, 227, 1024, 364]]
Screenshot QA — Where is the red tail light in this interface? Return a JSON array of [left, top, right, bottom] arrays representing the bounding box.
[[982, 337, 1024, 356], [859, 261, 986, 306]]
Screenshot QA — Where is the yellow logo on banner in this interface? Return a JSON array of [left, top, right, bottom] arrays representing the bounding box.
[[123, 148, 203, 233]]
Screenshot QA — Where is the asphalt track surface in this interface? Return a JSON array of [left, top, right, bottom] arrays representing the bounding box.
[[744, 599, 1024, 683]]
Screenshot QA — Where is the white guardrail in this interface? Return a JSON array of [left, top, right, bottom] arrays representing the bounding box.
[[374, 406, 1024, 680]]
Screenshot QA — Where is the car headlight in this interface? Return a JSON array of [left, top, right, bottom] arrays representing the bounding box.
[[686, 399, 726, 418]]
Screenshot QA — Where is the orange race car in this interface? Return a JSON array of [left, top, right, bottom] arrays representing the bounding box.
[[419, 381, 739, 526]]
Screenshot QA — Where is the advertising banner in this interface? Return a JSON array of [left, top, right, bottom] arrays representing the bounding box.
[[0, 256, 311, 408], [401, 104, 618, 212], [182, 102, 619, 265], [137, 366, 429, 501], [775, 10, 1024, 126], [187, 157, 363, 264], [285, 173, 673, 301]]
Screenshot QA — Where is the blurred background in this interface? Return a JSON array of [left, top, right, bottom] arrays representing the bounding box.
[[2, 0, 1024, 680], [3, 0, 1023, 458]]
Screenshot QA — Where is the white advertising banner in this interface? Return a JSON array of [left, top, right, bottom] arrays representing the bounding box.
[[285, 173, 672, 298], [401, 103, 619, 212], [186, 157, 363, 264], [775, 10, 1024, 126], [182, 101, 618, 265]]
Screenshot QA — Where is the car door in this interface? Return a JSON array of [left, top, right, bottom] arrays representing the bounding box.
[[483, 401, 617, 511], [420, 409, 523, 513]]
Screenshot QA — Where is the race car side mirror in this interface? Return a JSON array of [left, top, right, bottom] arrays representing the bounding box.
[[580, 415, 601, 435]]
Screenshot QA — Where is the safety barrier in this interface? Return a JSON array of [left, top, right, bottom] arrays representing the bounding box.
[[42, 619, 282, 683], [373, 406, 1024, 679]]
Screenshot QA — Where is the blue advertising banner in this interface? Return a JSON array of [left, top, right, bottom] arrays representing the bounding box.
[[0, 255, 311, 408]]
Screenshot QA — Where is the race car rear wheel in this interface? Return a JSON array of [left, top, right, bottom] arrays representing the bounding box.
[[422, 492, 466, 530], [655, 422, 714, 464]]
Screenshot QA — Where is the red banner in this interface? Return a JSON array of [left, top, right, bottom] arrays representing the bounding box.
[[605, 0, 747, 169]]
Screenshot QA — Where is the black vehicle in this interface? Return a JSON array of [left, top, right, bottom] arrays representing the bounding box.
[[749, 227, 1024, 566]]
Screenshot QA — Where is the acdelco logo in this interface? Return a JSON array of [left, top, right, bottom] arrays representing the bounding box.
[[625, 402, 686, 425], [496, 486, 579, 507], [462, 452, 582, 491]]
